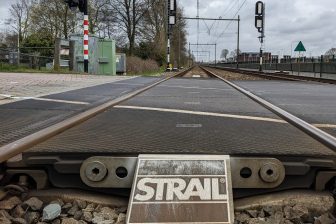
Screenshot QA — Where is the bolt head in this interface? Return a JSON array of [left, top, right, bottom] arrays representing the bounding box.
[[259, 163, 280, 183], [85, 161, 107, 182]]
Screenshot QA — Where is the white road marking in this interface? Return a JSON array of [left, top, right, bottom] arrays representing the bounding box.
[[184, 102, 201, 105], [0, 94, 89, 105], [314, 124, 336, 128], [176, 124, 202, 128], [32, 98, 89, 105], [160, 84, 229, 91], [115, 105, 336, 129], [113, 83, 144, 86], [115, 105, 287, 123]]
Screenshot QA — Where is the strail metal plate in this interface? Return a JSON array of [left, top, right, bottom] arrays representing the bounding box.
[[126, 154, 234, 224]]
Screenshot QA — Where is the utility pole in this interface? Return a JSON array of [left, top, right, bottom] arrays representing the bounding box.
[[190, 43, 216, 64], [188, 42, 191, 67], [215, 44, 217, 66], [182, 16, 239, 66], [237, 15, 240, 69], [192, 51, 211, 62], [197, 0, 199, 62]]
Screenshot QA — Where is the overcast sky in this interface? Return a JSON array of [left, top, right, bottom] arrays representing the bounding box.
[[0, 0, 10, 24], [180, 0, 336, 61], [1, 0, 335, 61]]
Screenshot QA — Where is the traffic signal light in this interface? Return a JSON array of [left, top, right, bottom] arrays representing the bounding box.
[[255, 1, 264, 33], [168, 0, 177, 25], [64, 0, 86, 13]]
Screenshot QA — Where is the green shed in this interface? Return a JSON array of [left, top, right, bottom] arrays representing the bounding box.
[[98, 39, 116, 76], [70, 34, 116, 76]]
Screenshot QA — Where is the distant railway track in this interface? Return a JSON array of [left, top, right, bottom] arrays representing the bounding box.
[[206, 65, 336, 84]]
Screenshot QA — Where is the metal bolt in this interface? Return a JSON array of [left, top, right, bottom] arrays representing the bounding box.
[[18, 175, 29, 187], [259, 163, 280, 183], [85, 161, 107, 182]]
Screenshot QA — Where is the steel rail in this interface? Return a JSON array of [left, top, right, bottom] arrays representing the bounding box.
[[210, 66, 336, 84], [206, 65, 300, 81], [0, 68, 193, 163], [200, 66, 336, 151]]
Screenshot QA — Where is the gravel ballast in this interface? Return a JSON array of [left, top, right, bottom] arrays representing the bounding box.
[[0, 195, 126, 224], [1, 191, 335, 224]]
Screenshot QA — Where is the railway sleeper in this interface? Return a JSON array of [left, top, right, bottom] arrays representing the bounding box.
[[2, 155, 336, 199]]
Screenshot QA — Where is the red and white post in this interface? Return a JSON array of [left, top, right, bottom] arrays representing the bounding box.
[[83, 0, 89, 73]]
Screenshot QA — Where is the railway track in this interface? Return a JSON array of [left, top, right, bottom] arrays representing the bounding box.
[[1, 66, 336, 223], [207, 65, 336, 84]]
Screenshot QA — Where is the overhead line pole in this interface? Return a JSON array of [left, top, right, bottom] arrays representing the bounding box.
[[192, 51, 211, 62], [183, 16, 239, 66], [196, 0, 200, 62], [237, 15, 240, 69], [190, 43, 216, 65], [215, 44, 217, 65], [188, 42, 191, 67]]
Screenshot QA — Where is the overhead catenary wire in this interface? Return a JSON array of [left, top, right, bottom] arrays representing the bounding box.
[[215, 0, 247, 42]]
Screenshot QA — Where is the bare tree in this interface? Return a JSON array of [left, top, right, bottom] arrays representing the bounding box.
[[30, 0, 77, 40], [88, 0, 112, 35], [141, 0, 165, 41], [325, 48, 336, 56], [230, 49, 241, 58], [109, 0, 150, 55], [7, 0, 32, 42], [220, 49, 229, 60]]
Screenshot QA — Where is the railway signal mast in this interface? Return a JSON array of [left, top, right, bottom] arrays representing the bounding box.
[[255, 1, 265, 72], [167, 0, 177, 71], [64, 0, 89, 73]]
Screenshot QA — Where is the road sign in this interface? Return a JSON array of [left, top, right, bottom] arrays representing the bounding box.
[[294, 41, 306, 52], [127, 154, 234, 224]]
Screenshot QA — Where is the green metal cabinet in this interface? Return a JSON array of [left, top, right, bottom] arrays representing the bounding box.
[[70, 34, 116, 75], [98, 39, 116, 76]]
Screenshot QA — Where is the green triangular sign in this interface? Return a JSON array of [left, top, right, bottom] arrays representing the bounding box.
[[294, 41, 306, 52]]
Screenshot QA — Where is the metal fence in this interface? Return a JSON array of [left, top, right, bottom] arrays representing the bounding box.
[[0, 47, 54, 70], [218, 61, 336, 79]]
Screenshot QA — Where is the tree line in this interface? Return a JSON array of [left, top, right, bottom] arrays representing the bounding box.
[[1, 0, 189, 67]]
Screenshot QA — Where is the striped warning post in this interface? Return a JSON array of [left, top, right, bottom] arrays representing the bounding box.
[[83, 14, 89, 72]]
